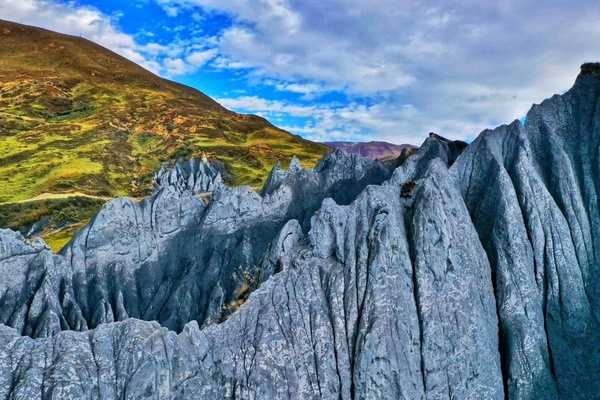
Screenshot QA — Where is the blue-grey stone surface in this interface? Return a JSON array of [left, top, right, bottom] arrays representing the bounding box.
[[152, 157, 225, 194]]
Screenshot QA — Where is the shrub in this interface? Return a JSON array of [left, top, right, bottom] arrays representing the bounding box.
[[219, 265, 262, 321], [401, 180, 418, 198]]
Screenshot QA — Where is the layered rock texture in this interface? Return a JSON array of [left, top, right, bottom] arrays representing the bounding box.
[[152, 157, 226, 195], [1, 64, 600, 399]]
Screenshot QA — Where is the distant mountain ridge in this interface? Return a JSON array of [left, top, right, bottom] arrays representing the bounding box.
[[323, 140, 417, 160]]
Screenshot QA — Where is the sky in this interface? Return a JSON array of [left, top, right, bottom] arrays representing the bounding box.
[[1, 0, 599, 145]]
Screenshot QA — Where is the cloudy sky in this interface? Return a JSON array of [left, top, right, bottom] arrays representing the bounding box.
[[1, 0, 599, 145]]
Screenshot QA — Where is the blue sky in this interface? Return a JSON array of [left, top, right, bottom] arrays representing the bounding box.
[[1, 0, 599, 145]]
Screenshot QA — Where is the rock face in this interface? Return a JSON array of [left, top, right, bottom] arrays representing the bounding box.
[[0, 231, 84, 338], [451, 63, 600, 399], [1, 63, 600, 399], [0, 150, 392, 337], [152, 157, 226, 194]]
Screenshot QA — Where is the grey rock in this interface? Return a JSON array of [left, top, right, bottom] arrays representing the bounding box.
[[0, 229, 86, 338], [262, 151, 393, 230], [1, 149, 390, 337], [23, 216, 50, 238], [0, 164, 504, 398], [152, 157, 225, 195], [451, 64, 600, 398]]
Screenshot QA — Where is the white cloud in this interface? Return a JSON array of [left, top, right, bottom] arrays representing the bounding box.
[[160, 49, 217, 75], [163, 57, 189, 75], [212, 56, 253, 70], [187, 48, 218, 66], [215, 95, 426, 144], [154, 0, 600, 144], [163, 6, 179, 17], [4, 0, 600, 145], [274, 82, 323, 99]]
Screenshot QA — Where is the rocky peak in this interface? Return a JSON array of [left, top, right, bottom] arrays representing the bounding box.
[[153, 157, 225, 195], [580, 62, 600, 75]]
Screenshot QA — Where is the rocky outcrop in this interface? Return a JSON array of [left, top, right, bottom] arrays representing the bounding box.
[[0, 230, 86, 338], [1, 64, 600, 399], [0, 149, 391, 337], [152, 157, 226, 194], [450, 64, 600, 398], [261, 151, 393, 230], [0, 160, 503, 398]]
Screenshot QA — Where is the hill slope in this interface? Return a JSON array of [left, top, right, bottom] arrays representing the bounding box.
[[0, 19, 328, 200], [0, 19, 329, 248]]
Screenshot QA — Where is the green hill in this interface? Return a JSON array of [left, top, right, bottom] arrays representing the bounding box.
[[0, 19, 329, 249]]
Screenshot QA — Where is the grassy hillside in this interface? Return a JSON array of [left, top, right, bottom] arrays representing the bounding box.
[[0, 196, 106, 250], [0, 19, 330, 250]]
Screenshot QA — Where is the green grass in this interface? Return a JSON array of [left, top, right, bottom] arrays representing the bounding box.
[[0, 196, 106, 251], [44, 225, 81, 252]]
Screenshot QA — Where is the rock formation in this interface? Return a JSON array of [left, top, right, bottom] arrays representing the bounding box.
[[1, 63, 600, 399], [0, 150, 392, 338], [152, 157, 226, 195]]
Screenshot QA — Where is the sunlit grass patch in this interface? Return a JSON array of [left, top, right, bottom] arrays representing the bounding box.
[[43, 225, 81, 253]]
